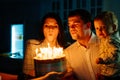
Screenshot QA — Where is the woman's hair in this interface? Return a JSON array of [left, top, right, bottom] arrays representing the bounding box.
[[94, 11, 118, 32], [38, 12, 67, 48]]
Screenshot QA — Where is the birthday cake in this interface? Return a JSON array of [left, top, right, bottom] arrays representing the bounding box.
[[34, 57, 66, 77], [34, 44, 66, 77]]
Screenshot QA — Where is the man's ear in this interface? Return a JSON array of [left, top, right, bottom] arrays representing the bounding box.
[[86, 22, 91, 29]]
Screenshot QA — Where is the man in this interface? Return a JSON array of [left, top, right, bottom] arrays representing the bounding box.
[[64, 9, 99, 80]]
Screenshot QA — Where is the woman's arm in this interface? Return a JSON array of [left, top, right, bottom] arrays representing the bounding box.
[[23, 40, 36, 77]]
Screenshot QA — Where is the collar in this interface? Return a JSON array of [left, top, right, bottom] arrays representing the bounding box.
[[76, 32, 97, 48]]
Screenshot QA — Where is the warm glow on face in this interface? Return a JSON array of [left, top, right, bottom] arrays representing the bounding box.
[[94, 20, 108, 39], [68, 16, 87, 40], [34, 43, 65, 60], [43, 18, 59, 42]]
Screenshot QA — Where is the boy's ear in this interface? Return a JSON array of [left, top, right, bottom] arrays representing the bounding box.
[[112, 24, 117, 31]]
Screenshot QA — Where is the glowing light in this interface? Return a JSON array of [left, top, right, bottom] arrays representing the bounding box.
[[34, 43, 65, 60], [11, 27, 16, 53], [11, 24, 24, 58]]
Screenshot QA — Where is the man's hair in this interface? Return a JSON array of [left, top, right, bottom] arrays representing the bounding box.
[[94, 11, 118, 31], [68, 9, 92, 23]]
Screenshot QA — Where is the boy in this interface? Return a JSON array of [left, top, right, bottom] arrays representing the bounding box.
[[94, 11, 120, 80]]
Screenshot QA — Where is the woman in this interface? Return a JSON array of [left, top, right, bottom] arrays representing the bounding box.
[[23, 12, 67, 79]]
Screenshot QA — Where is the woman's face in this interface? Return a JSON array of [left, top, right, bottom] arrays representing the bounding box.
[[43, 18, 59, 42]]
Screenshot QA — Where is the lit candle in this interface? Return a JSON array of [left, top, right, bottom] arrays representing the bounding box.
[[35, 43, 65, 60], [35, 48, 38, 57]]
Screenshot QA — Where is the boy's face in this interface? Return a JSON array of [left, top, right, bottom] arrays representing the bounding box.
[[94, 20, 111, 39]]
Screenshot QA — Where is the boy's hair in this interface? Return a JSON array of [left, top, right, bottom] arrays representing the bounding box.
[[68, 9, 92, 23], [94, 11, 118, 31]]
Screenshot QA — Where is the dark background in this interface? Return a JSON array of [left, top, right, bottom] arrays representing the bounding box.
[[0, 0, 42, 53]]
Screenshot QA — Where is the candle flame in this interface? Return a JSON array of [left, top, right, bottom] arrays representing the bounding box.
[[34, 43, 65, 60]]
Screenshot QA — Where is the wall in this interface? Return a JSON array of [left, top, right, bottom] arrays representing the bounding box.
[[0, 1, 53, 53], [103, 0, 120, 32]]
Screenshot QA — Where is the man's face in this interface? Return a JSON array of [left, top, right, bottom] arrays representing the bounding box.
[[68, 16, 88, 40]]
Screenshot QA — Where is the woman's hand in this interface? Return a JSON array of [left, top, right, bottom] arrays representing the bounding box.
[[31, 71, 64, 80]]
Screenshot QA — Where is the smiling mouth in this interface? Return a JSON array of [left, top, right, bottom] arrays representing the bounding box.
[[99, 34, 106, 38], [72, 33, 76, 34], [71, 30, 76, 34]]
